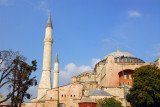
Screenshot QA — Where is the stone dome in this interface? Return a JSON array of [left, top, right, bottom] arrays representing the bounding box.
[[88, 90, 111, 96], [103, 51, 135, 60], [102, 50, 145, 63]]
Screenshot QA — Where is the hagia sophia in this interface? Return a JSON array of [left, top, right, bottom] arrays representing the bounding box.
[[23, 14, 160, 107]]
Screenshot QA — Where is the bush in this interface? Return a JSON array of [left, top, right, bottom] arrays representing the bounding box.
[[97, 97, 122, 107]]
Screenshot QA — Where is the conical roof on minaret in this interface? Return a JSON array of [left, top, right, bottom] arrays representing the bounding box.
[[55, 52, 59, 63], [46, 12, 53, 29]]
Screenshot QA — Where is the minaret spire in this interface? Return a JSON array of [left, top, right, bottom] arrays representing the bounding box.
[[46, 11, 53, 29], [55, 52, 59, 63], [38, 13, 53, 99], [53, 52, 59, 88]]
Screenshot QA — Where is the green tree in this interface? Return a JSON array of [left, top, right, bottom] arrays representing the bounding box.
[[97, 97, 122, 107], [127, 65, 160, 107], [0, 50, 37, 107]]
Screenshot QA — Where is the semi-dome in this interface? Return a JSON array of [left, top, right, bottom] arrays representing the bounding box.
[[102, 50, 145, 63], [88, 90, 111, 96], [77, 70, 96, 77]]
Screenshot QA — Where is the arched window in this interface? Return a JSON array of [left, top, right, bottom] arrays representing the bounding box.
[[90, 85, 93, 93], [123, 82, 125, 85], [82, 87, 87, 96], [127, 82, 130, 85], [96, 87, 98, 90]]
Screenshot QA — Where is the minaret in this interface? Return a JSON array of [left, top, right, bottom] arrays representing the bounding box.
[[53, 52, 59, 88], [37, 13, 53, 99]]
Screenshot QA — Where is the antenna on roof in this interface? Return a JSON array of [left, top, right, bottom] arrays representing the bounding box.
[[49, 11, 51, 16], [117, 44, 120, 52]]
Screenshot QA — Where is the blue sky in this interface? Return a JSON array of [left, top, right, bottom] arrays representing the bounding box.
[[0, 0, 160, 101]]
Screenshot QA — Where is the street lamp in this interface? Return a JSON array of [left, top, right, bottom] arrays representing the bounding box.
[[121, 56, 127, 107]]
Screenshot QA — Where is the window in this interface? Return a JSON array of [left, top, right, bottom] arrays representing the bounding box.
[[96, 87, 98, 90], [90, 85, 93, 93], [127, 82, 130, 85], [83, 87, 87, 96], [123, 82, 125, 85], [126, 72, 129, 79], [129, 75, 132, 79]]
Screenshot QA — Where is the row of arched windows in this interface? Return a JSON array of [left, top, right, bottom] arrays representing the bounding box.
[[115, 57, 144, 63], [61, 95, 66, 97], [120, 81, 130, 86], [61, 94, 76, 97]]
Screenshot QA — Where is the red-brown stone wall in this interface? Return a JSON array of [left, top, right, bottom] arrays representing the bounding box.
[[79, 102, 96, 107], [119, 70, 134, 86]]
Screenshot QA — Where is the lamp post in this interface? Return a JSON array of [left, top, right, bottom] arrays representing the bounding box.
[[121, 56, 127, 107]]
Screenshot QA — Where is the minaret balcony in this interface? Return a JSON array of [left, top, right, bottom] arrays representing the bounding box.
[[44, 38, 53, 43]]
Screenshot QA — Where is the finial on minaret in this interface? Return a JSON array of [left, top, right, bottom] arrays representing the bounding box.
[[55, 52, 59, 63], [49, 11, 51, 16], [117, 45, 120, 52], [46, 11, 53, 29]]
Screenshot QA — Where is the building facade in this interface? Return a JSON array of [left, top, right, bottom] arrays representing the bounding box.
[[24, 14, 160, 107]]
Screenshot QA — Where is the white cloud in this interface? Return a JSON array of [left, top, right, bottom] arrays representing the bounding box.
[[0, 0, 13, 6], [59, 58, 101, 86], [28, 86, 38, 92], [25, 86, 38, 102], [91, 58, 101, 68], [36, 1, 50, 14], [152, 43, 160, 57], [128, 11, 141, 17], [152, 52, 160, 56], [0, 0, 9, 6], [59, 63, 92, 86]]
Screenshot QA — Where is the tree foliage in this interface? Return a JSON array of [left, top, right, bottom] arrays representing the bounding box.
[[0, 50, 37, 107], [97, 97, 122, 107], [127, 65, 160, 107]]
